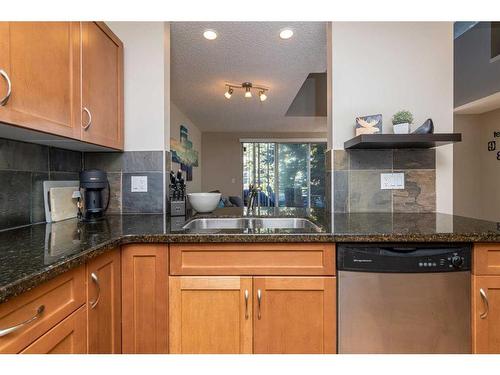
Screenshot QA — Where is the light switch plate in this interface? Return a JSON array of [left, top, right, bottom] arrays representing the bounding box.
[[131, 176, 148, 192], [380, 173, 405, 190]]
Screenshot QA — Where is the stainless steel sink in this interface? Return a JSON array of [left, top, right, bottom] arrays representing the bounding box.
[[182, 217, 322, 232]]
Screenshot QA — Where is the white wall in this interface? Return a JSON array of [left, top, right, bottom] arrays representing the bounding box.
[[454, 110, 500, 221], [170, 103, 202, 194], [106, 22, 167, 152], [331, 22, 454, 213]]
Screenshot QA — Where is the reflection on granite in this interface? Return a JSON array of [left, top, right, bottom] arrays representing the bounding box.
[[0, 208, 499, 303]]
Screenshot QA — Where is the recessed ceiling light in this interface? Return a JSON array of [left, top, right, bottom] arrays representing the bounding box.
[[279, 28, 294, 40], [203, 29, 217, 40]]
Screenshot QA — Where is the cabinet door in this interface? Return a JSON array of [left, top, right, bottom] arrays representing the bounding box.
[[169, 276, 252, 354], [20, 306, 87, 354], [121, 244, 168, 354], [472, 276, 500, 353], [81, 22, 123, 150], [254, 277, 336, 354], [0, 22, 81, 138], [86, 248, 121, 354]]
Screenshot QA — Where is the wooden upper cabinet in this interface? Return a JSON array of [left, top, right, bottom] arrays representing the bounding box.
[[81, 22, 123, 150], [472, 276, 500, 353], [253, 277, 336, 354], [86, 249, 121, 354], [121, 244, 169, 354], [20, 306, 87, 354], [169, 276, 253, 354], [0, 22, 81, 138]]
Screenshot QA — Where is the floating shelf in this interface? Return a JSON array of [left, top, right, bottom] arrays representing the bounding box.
[[344, 133, 462, 150]]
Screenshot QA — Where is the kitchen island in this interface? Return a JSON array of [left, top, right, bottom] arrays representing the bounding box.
[[0, 208, 499, 354]]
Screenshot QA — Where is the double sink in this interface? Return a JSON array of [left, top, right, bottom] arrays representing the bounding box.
[[182, 217, 322, 232]]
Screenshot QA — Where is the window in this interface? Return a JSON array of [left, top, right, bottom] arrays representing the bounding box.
[[242, 141, 326, 208]]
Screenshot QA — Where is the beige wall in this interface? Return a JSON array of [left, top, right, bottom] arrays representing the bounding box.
[[202, 132, 327, 197], [170, 103, 202, 193], [454, 109, 500, 221], [331, 22, 454, 213]]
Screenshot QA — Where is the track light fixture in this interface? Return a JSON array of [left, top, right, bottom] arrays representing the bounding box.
[[224, 87, 233, 99], [224, 82, 269, 101]]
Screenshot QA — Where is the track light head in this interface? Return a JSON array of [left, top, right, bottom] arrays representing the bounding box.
[[224, 87, 233, 99]]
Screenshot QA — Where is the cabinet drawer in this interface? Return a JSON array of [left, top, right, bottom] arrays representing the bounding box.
[[474, 244, 500, 275], [170, 243, 335, 276], [0, 266, 86, 353], [20, 305, 87, 354]]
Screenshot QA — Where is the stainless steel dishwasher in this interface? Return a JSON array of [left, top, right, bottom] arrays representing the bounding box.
[[337, 243, 471, 354]]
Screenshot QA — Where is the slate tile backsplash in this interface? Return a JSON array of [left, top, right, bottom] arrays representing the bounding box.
[[330, 148, 436, 213], [0, 138, 169, 229], [84, 150, 167, 214], [0, 138, 83, 230]]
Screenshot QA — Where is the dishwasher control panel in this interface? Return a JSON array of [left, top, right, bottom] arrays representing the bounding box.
[[337, 244, 471, 273]]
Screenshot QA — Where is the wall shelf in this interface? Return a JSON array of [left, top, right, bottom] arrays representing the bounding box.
[[344, 133, 462, 150]]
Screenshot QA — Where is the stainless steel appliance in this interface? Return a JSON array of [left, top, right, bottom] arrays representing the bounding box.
[[337, 243, 471, 354]]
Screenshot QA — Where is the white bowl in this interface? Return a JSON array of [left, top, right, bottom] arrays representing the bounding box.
[[187, 193, 221, 213]]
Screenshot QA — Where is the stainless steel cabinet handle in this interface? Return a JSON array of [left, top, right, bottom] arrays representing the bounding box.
[[0, 69, 12, 106], [480, 288, 489, 319], [0, 305, 45, 337], [244, 289, 249, 319], [257, 289, 262, 320], [90, 272, 101, 309], [82, 107, 92, 130]]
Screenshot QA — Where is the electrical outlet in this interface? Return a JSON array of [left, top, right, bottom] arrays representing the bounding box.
[[380, 173, 405, 190], [131, 176, 148, 192]]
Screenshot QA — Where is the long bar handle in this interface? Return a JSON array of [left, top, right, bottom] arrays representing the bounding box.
[[0, 69, 12, 106], [82, 107, 92, 130], [90, 272, 101, 309], [0, 305, 45, 337], [257, 289, 262, 320], [244, 289, 249, 319], [480, 288, 489, 319]]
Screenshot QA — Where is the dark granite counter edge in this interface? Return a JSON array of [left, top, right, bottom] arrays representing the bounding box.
[[2, 231, 500, 304]]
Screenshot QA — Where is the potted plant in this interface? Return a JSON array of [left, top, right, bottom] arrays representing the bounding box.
[[392, 110, 414, 134]]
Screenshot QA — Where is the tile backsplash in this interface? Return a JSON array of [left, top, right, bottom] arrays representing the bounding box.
[[0, 138, 170, 231], [329, 148, 436, 213], [0, 138, 83, 230], [84, 150, 168, 214]]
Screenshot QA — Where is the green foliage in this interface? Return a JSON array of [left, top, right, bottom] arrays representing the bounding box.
[[392, 110, 414, 125]]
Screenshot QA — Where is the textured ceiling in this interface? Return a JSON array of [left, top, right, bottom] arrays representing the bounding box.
[[170, 22, 327, 133]]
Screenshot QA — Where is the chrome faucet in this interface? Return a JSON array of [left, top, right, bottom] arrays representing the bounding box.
[[246, 184, 261, 213]]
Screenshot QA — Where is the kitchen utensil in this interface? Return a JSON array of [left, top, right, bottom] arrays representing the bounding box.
[[43, 180, 80, 223], [49, 187, 79, 222]]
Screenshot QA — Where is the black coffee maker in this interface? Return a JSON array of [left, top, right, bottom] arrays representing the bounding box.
[[78, 169, 110, 221]]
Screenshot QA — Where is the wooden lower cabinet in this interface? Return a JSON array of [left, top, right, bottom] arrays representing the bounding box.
[[472, 276, 500, 353], [0, 266, 86, 354], [86, 248, 121, 354], [169, 276, 253, 354], [20, 306, 87, 354], [121, 244, 169, 354], [169, 276, 336, 354], [254, 277, 336, 354]]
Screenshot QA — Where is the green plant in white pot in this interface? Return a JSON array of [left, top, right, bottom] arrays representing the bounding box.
[[392, 110, 414, 134]]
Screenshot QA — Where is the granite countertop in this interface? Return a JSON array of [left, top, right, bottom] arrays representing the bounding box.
[[0, 207, 499, 303]]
